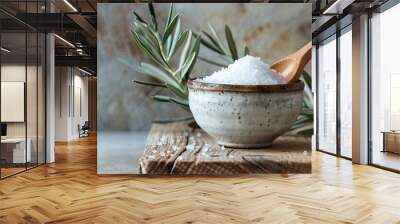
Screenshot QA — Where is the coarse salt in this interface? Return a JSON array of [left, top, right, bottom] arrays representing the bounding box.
[[200, 55, 287, 85]]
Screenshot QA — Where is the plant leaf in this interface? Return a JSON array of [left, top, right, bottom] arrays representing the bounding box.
[[139, 62, 181, 90], [132, 79, 166, 88], [152, 95, 190, 109], [225, 25, 238, 60], [208, 24, 229, 55], [244, 46, 250, 56], [132, 30, 165, 67], [165, 83, 186, 98], [133, 12, 147, 24], [163, 15, 179, 44], [198, 56, 228, 67], [153, 115, 194, 123], [180, 52, 196, 81], [167, 19, 182, 58], [148, 3, 158, 31], [202, 31, 224, 54], [198, 36, 224, 55], [165, 3, 173, 27], [182, 36, 201, 82], [179, 30, 192, 71]]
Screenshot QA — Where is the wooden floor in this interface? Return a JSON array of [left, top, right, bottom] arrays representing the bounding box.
[[1, 135, 400, 224]]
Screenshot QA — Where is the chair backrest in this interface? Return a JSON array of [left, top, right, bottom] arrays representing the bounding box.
[[82, 121, 90, 129]]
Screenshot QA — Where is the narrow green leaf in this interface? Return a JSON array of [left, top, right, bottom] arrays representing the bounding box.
[[132, 30, 165, 67], [199, 37, 224, 55], [167, 19, 182, 58], [165, 83, 187, 99], [180, 52, 196, 81], [198, 56, 228, 67], [208, 24, 230, 55], [182, 36, 201, 81], [170, 97, 190, 108], [152, 95, 190, 109], [135, 28, 159, 54], [153, 115, 194, 124], [165, 3, 174, 27], [179, 30, 192, 70], [148, 3, 158, 31], [300, 108, 313, 116], [202, 31, 224, 54], [244, 46, 250, 56], [139, 62, 181, 90], [133, 80, 166, 88], [133, 12, 147, 24], [225, 25, 238, 60], [163, 15, 179, 44]]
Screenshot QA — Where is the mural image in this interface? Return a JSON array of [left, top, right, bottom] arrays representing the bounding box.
[[98, 3, 312, 175]]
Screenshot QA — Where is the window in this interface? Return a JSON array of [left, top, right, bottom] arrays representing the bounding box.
[[339, 28, 352, 158], [370, 3, 400, 171], [317, 36, 337, 154]]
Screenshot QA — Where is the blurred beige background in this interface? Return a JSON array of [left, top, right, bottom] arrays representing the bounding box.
[[97, 3, 311, 173]]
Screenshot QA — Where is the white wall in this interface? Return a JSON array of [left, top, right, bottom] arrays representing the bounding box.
[[55, 67, 89, 141]]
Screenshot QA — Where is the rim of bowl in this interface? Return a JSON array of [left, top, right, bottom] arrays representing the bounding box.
[[187, 78, 304, 93]]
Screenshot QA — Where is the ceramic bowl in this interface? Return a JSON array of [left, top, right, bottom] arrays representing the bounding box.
[[187, 79, 304, 148]]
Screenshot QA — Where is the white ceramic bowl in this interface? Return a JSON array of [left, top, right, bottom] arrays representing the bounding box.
[[187, 79, 304, 148]]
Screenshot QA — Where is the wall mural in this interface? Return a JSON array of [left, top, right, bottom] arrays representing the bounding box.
[[98, 3, 312, 175]]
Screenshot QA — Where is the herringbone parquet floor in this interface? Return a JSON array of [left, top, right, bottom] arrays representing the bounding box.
[[1, 134, 400, 224]]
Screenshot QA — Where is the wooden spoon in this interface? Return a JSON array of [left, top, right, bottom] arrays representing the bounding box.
[[270, 41, 312, 83]]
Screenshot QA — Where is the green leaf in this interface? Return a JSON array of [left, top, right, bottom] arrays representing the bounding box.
[[244, 46, 250, 56], [208, 24, 229, 55], [165, 3, 174, 27], [199, 36, 224, 55], [135, 27, 160, 55], [153, 115, 194, 123], [148, 3, 158, 31], [202, 31, 224, 54], [225, 25, 238, 60], [133, 12, 147, 24], [133, 80, 166, 88], [139, 62, 181, 90], [167, 19, 182, 58], [180, 52, 196, 81], [179, 30, 192, 71], [182, 36, 201, 82], [132, 30, 165, 67], [152, 95, 190, 109], [165, 82, 187, 99], [163, 15, 179, 44], [300, 108, 314, 116], [198, 56, 228, 67]]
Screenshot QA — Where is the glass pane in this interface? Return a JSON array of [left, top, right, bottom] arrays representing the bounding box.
[[1, 31, 27, 177], [27, 31, 38, 169], [317, 37, 337, 154], [38, 33, 45, 165], [340, 29, 352, 158], [371, 4, 400, 171]]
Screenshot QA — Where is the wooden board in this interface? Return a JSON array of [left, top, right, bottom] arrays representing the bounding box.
[[139, 121, 311, 175]]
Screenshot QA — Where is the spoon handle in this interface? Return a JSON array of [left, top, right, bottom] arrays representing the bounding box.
[[287, 41, 312, 83], [293, 42, 312, 67]]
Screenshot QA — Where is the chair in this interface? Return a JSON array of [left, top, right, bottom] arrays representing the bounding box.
[[78, 121, 90, 138]]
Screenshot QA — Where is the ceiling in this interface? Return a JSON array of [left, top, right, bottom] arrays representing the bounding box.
[[0, 0, 393, 74]]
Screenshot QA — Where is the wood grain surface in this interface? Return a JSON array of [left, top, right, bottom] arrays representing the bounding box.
[[1, 134, 400, 223], [139, 122, 311, 175]]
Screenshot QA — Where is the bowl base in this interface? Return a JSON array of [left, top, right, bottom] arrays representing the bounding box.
[[217, 141, 273, 149]]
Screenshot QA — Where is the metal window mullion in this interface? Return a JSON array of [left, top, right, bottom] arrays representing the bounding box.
[[336, 27, 341, 157], [367, 11, 373, 165], [316, 44, 320, 150], [25, 1, 27, 170]]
